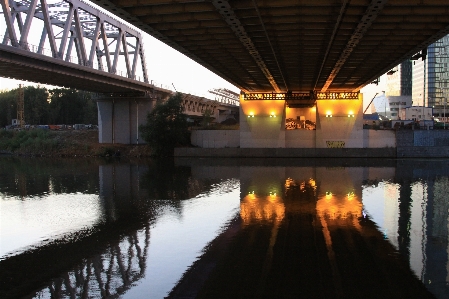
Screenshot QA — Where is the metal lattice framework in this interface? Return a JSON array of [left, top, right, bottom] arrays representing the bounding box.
[[29, 226, 150, 298], [208, 88, 239, 106], [0, 0, 148, 82], [91, 0, 449, 94]]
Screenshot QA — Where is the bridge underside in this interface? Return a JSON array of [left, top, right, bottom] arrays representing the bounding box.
[[94, 0, 449, 94], [0, 45, 150, 93]]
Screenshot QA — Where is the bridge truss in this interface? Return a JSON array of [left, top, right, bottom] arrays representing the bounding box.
[[28, 225, 150, 298], [0, 0, 149, 83]]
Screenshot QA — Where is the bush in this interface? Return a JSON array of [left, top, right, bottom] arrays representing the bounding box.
[[0, 129, 59, 153], [139, 93, 190, 156]]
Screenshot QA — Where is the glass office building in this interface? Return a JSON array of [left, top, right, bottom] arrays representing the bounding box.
[[386, 60, 412, 97], [412, 34, 449, 117]]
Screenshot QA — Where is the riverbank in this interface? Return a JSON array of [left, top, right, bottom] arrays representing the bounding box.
[[0, 130, 153, 157]]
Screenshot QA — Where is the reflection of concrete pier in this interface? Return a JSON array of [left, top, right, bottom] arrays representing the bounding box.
[[1, 162, 152, 299], [169, 160, 434, 298]]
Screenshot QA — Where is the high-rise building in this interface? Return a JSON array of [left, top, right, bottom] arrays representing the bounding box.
[[379, 61, 413, 120], [386, 60, 412, 97], [412, 34, 449, 117]]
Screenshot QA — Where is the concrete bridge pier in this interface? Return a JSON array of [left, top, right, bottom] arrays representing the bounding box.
[[97, 96, 154, 144]]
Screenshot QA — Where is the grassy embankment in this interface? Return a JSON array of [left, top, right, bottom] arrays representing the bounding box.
[[0, 129, 152, 157]]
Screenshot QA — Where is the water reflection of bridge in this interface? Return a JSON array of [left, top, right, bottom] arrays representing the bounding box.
[[0, 160, 213, 299], [173, 158, 449, 299], [2, 158, 449, 298], [33, 227, 150, 298]]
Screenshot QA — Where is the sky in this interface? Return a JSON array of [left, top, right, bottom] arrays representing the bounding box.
[[0, 0, 385, 105], [0, 30, 240, 97], [0, 0, 240, 98]]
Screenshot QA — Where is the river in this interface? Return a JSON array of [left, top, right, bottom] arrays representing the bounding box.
[[1, 156, 448, 298]]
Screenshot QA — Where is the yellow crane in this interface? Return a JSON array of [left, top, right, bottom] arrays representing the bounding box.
[[17, 84, 24, 128]]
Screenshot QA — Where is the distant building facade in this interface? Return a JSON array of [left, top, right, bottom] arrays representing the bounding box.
[[412, 34, 449, 117], [370, 93, 412, 120], [378, 61, 413, 120], [399, 106, 433, 122], [386, 60, 412, 97]]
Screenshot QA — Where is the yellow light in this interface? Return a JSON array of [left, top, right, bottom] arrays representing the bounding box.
[[248, 112, 255, 118], [347, 192, 355, 200], [270, 112, 276, 118]]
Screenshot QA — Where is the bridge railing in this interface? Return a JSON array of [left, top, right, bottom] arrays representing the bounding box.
[[1, 35, 148, 83]]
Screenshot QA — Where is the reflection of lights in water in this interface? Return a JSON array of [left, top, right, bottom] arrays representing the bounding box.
[[240, 193, 285, 225], [316, 193, 362, 220], [284, 178, 295, 188], [284, 178, 317, 195], [347, 191, 355, 201]]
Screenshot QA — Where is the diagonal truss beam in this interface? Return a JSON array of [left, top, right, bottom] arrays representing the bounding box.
[[211, 0, 281, 93], [0, 0, 149, 83], [314, 0, 350, 91], [1, 0, 19, 46], [19, 0, 37, 48], [321, 0, 388, 92], [39, 0, 57, 57]]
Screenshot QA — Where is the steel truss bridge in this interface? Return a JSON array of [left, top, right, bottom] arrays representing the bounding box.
[[2, 0, 449, 105], [0, 0, 152, 93]]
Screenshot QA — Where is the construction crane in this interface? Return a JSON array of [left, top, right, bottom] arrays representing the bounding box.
[[17, 84, 24, 128], [363, 93, 378, 114]]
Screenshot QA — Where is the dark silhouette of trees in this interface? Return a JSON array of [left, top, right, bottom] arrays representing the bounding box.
[[139, 92, 190, 156], [0, 87, 97, 127]]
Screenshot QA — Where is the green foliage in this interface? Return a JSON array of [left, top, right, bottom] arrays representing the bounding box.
[[49, 89, 97, 125], [0, 89, 17, 128], [0, 87, 97, 127], [24, 86, 50, 125], [0, 129, 59, 153], [200, 109, 213, 127], [139, 93, 190, 156]]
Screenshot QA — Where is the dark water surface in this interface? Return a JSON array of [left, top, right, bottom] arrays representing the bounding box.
[[1, 157, 449, 299]]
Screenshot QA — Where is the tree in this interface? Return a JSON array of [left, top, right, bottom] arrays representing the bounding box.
[[201, 108, 213, 128], [24, 86, 50, 125], [49, 88, 97, 125], [0, 89, 17, 127], [139, 93, 190, 156]]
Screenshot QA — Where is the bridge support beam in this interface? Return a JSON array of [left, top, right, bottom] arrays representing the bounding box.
[[238, 92, 364, 149], [97, 97, 154, 144]]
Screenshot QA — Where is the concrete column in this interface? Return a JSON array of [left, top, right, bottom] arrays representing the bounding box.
[[97, 98, 154, 144], [129, 99, 153, 144], [315, 95, 364, 148], [98, 100, 113, 143], [239, 99, 286, 148]]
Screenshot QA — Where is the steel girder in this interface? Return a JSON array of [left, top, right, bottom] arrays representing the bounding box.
[[0, 0, 148, 83], [91, 0, 449, 94], [242, 91, 360, 108]]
